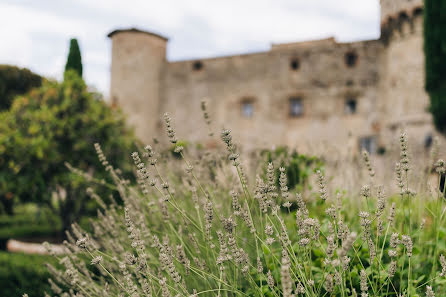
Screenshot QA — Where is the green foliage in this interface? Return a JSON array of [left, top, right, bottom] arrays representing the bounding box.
[[262, 146, 323, 191], [0, 251, 58, 297], [65, 38, 83, 77], [0, 65, 42, 111], [424, 0, 446, 133], [0, 206, 61, 245], [0, 71, 137, 227]]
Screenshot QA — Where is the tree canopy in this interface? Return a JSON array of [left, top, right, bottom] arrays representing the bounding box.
[[0, 65, 42, 111], [0, 71, 136, 226], [424, 0, 446, 133]]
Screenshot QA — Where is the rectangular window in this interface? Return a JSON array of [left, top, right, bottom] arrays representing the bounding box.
[[289, 97, 303, 117], [241, 100, 254, 117], [359, 136, 376, 154]]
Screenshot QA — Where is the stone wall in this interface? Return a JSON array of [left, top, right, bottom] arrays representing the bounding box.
[[378, 10, 434, 154], [108, 0, 440, 159], [159, 39, 382, 155]]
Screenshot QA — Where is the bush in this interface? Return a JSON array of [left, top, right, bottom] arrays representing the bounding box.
[[262, 146, 323, 192], [0, 64, 42, 111], [0, 251, 57, 297]]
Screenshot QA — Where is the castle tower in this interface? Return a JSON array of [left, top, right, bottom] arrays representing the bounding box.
[[108, 28, 168, 144], [378, 0, 431, 151]]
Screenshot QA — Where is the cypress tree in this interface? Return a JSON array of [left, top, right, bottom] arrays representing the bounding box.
[[424, 0, 446, 134], [64, 38, 83, 77]]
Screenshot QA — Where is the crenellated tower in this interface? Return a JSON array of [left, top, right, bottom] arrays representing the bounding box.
[[108, 28, 167, 144], [377, 0, 431, 151]]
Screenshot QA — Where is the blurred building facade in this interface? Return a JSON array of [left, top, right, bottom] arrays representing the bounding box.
[[108, 0, 433, 156]]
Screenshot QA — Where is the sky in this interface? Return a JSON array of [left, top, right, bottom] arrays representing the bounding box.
[[0, 0, 380, 97]]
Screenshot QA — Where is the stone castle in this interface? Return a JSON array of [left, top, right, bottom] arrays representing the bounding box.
[[108, 0, 432, 156]]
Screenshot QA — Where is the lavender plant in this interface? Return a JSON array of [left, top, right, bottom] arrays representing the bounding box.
[[41, 109, 446, 297]]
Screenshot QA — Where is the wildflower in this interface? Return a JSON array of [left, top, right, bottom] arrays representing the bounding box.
[[159, 277, 171, 297], [221, 129, 232, 147], [75, 237, 88, 249], [222, 216, 236, 234], [282, 201, 292, 208], [399, 132, 410, 172], [360, 185, 371, 198], [241, 202, 256, 233], [401, 235, 413, 257], [440, 254, 446, 277], [204, 201, 213, 237], [159, 249, 181, 283], [435, 159, 446, 174], [267, 163, 277, 193], [390, 233, 400, 248], [389, 260, 397, 278], [317, 170, 328, 201], [325, 273, 333, 293], [267, 270, 275, 289], [279, 167, 289, 199], [176, 245, 190, 274], [426, 286, 435, 297], [360, 270, 368, 297], [164, 113, 178, 144], [362, 150, 375, 178], [48, 278, 62, 294], [342, 256, 351, 271], [256, 257, 263, 273], [174, 145, 183, 153], [326, 235, 336, 258], [281, 250, 293, 297], [325, 205, 337, 220], [299, 238, 310, 247], [395, 163, 404, 193], [91, 255, 103, 265], [201, 100, 213, 136], [266, 237, 275, 245], [338, 232, 357, 259], [359, 212, 371, 241], [296, 282, 305, 294], [125, 253, 137, 265], [420, 218, 426, 230], [265, 225, 274, 236], [388, 202, 396, 226]]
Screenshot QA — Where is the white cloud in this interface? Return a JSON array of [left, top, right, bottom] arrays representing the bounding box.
[[0, 0, 380, 96]]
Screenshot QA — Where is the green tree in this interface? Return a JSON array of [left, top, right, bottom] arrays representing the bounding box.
[[65, 38, 83, 77], [0, 71, 136, 229], [424, 0, 446, 133], [0, 65, 42, 111]]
